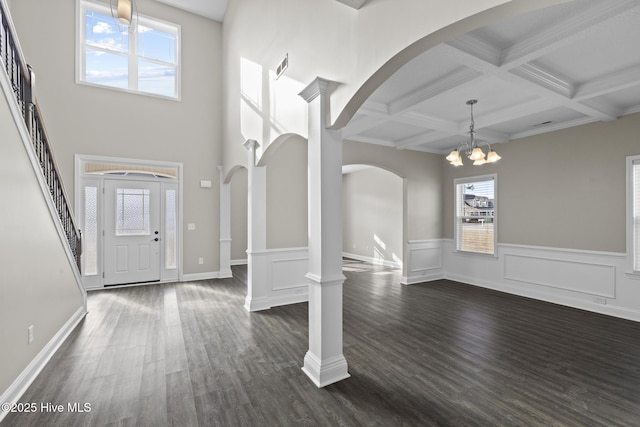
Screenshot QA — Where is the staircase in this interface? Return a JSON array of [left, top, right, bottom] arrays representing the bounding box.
[[1, 2, 88, 420], [1, 1, 81, 271]]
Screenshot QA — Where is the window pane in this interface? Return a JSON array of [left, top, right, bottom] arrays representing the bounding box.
[[85, 11, 128, 53], [138, 60, 176, 97], [138, 26, 176, 63], [165, 189, 177, 269], [455, 178, 495, 254], [116, 189, 151, 236], [84, 186, 98, 276], [85, 48, 129, 89], [458, 220, 494, 253]]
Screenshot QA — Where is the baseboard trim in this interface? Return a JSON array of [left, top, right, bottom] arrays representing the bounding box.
[[445, 272, 640, 323], [0, 306, 86, 423], [401, 271, 445, 285], [231, 259, 247, 266], [181, 271, 220, 282], [342, 252, 401, 269]]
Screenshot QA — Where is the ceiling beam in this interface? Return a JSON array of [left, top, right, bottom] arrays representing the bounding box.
[[501, 0, 640, 68]]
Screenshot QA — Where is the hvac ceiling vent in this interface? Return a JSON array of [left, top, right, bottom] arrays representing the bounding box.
[[276, 53, 288, 80]]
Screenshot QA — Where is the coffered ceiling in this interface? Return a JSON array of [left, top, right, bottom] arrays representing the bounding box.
[[343, 0, 640, 153]]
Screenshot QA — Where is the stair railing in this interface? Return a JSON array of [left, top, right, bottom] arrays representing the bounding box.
[[1, 2, 82, 272]]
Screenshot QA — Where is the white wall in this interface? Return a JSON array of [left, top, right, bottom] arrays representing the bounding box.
[[0, 77, 84, 397], [222, 0, 566, 169], [343, 167, 402, 267], [9, 0, 223, 275]]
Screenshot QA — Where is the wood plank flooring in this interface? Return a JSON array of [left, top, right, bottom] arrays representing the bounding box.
[[4, 260, 640, 426]]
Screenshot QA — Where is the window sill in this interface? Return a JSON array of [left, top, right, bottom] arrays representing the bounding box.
[[625, 271, 640, 280], [454, 250, 498, 258]]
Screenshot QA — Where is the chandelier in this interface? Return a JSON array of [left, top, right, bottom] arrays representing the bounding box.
[[110, 0, 138, 33], [446, 99, 501, 166]]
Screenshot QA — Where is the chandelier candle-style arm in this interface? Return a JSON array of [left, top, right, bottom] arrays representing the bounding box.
[[445, 99, 501, 166]]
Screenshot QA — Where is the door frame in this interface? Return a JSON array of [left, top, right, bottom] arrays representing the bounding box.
[[74, 154, 183, 289]]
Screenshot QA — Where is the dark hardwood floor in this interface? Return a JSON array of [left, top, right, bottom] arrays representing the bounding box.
[[4, 260, 640, 426]]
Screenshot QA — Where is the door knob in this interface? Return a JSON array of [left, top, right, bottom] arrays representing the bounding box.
[[154, 238, 159, 242]]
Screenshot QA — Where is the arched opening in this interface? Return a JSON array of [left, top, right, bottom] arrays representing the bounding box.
[[342, 164, 404, 273]]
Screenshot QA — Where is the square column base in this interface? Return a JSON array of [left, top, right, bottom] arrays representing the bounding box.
[[302, 351, 350, 388]]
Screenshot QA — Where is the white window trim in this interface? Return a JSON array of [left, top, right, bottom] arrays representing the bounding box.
[[75, 0, 181, 100], [454, 173, 498, 257], [626, 155, 640, 277]]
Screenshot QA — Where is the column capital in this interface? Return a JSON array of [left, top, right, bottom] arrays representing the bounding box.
[[299, 77, 334, 103], [243, 139, 260, 151]]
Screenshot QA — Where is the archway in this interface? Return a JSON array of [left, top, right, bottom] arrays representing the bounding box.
[[342, 164, 404, 273]]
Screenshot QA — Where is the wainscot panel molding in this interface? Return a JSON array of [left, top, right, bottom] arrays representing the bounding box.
[[343, 252, 401, 269], [401, 240, 444, 285], [0, 307, 86, 423], [251, 247, 309, 308], [442, 240, 640, 322]]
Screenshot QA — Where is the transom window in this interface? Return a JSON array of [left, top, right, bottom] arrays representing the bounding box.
[[77, 0, 180, 99], [454, 175, 497, 255]]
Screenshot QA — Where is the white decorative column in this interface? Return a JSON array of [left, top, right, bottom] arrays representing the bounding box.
[[299, 78, 350, 387], [218, 166, 233, 279], [244, 139, 270, 311]]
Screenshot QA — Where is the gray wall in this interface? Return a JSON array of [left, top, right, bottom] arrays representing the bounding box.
[[343, 140, 443, 241], [230, 167, 248, 261], [9, 0, 223, 274], [343, 167, 403, 265], [0, 86, 84, 395], [265, 137, 308, 249], [443, 113, 640, 253]]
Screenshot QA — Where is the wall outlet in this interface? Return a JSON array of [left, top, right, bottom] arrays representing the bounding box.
[[187, 223, 196, 230], [198, 257, 204, 265], [593, 297, 607, 305], [28, 325, 34, 344]]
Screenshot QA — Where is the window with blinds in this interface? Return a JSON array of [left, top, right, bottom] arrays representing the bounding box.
[[454, 175, 497, 255], [630, 157, 640, 273]]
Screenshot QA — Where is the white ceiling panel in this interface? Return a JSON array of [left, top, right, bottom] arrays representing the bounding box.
[[346, 0, 640, 154]]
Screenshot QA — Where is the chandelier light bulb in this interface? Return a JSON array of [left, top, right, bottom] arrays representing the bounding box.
[[446, 150, 460, 162], [486, 150, 501, 163], [117, 0, 132, 25], [469, 147, 485, 161]]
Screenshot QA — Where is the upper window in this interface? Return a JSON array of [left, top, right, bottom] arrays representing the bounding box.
[[454, 175, 497, 255], [77, 0, 180, 99], [628, 156, 640, 274]]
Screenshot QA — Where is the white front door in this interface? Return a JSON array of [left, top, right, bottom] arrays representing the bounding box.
[[104, 179, 161, 285]]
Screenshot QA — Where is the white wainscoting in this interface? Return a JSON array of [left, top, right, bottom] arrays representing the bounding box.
[[251, 247, 309, 309], [442, 239, 640, 322], [401, 240, 444, 285]]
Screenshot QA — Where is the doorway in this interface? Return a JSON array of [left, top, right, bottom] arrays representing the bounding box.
[[75, 155, 182, 289], [103, 179, 161, 285]]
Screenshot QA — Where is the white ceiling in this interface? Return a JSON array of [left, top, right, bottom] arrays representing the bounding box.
[[343, 0, 640, 154], [157, 0, 640, 154], [153, 0, 228, 21]]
